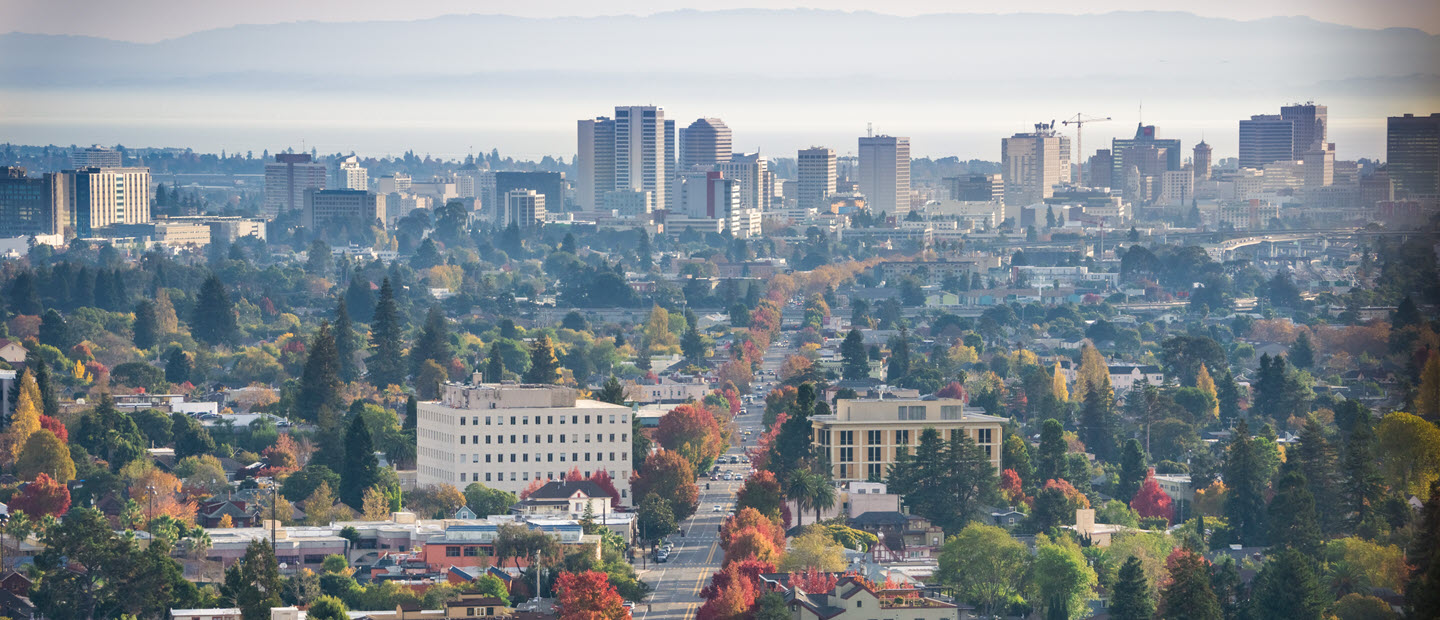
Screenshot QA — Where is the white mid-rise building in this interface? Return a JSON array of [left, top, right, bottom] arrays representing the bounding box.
[[858, 135, 911, 216], [502, 190, 546, 230], [1002, 124, 1070, 206], [264, 153, 327, 219], [334, 154, 368, 190], [416, 381, 635, 505], [717, 153, 770, 214], [797, 147, 837, 214], [69, 166, 150, 234]]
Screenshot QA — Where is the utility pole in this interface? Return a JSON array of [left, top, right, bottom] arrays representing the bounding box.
[[1061, 113, 1112, 187]]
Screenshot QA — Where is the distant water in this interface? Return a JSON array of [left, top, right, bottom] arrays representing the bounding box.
[[0, 88, 1402, 162]]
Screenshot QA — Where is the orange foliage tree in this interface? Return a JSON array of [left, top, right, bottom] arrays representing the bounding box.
[[555, 570, 629, 620], [632, 449, 699, 521], [723, 526, 781, 566], [656, 403, 725, 471], [131, 467, 197, 524], [721, 507, 786, 552]]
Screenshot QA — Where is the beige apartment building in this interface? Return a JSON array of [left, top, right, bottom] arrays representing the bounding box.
[[416, 380, 634, 505], [811, 398, 1005, 483]]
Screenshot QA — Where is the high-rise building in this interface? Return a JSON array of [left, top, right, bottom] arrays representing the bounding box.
[[680, 118, 732, 169], [416, 382, 634, 504], [264, 153, 327, 218], [493, 172, 564, 224], [1193, 141, 1213, 181], [1087, 150, 1113, 189], [303, 189, 385, 231], [1238, 115, 1296, 169], [718, 153, 769, 213], [1281, 103, 1328, 158], [1001, 124, 1070, 206], [664, 119, 676, 211], [1303, 144, 1335, 188], [502, 189, 546, 229], [69, 167, 150, 234], [796, 147, 837, 213], [70, 146, 122, 169], [0, 167, 70, 236], [1386, 113, 1440, 198], [944, 174, 1003, 202], [1110, 124, 1182, 197], [333, 154, 368, 190], [576, 117, 615, 210], [613, 106, 667, 213], [858, 135, 911, 215]]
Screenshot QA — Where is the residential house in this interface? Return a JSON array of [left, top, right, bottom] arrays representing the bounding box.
[[776, 574, 964, 620]]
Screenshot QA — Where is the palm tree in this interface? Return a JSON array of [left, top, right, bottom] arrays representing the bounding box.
[[811, 480, 837, 524], [787, 470, 822, 527]]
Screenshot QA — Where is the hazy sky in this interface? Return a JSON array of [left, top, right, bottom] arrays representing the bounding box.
[[4, 0, 1438, 41]]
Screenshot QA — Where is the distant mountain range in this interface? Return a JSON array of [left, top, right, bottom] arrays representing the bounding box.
[[2, 9, 1436, 92]]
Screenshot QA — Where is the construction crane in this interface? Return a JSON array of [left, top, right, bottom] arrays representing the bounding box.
[[1061, 113, 1112, 187]]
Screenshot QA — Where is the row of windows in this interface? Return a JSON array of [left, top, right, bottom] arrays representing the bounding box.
[[460, 469, 629, 492], [458, 451, 625, 464], [458, 413, 626, 427], [818, 427, 996, 448], [459, 433, 627, 445], [836, 463, 886, 480]]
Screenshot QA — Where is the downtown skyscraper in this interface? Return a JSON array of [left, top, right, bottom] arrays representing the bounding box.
[[796, 147, 837, 213], [578, 106, 669, 212], [858, 135, 911, 216]]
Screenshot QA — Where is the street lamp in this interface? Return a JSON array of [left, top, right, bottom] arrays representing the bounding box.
[[146, 484, 156, 524]]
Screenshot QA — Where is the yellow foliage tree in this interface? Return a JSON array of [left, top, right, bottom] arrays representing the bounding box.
[[362, 486, 392, 521], [1076, 344, 1111, 401], [218, 514, 234, 528], [305, 481, 340, 526], [2, 369, 42, 463], [1196, 363, 1220, 420], [949, 343, 979, 365], [644, 306, 678, 355], [1052, 362, 1070, 402], [1417, 353, 1440, 420]]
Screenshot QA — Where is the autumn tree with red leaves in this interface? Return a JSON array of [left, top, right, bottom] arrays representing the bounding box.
[[563, 467, 621, 507], [633, 449, 699, 521], [555, 570, 629, 620], [698, 560, 771, 620], [734, 470, 785, 523], [999, 469, 1030, 506], [723, 526, 781, 566], [11, 473, 71, 517], [1130, 469, 1175, 524], [656, 403, 725, 471], [792, 567, 838, 593], [936, 381, 968, 402], [38, 415, 67, 443], [721, 507, 786, 551]]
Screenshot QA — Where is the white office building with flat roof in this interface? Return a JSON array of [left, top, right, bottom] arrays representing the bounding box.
[[416, 380, 635, 505]]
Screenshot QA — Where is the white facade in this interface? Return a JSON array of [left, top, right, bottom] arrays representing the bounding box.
[[416, 382, 635, 505], [502, 190, 546, 230], [858, 135, 911, 215], [797, 147, 837, 214], [1002, 125, 1070, 206], [69, 166, 151, 233], [717, 153, 769, 213], [614, 106, 667, 213], [1161, 168, 1194, 206], [334, 155, 368, 190]]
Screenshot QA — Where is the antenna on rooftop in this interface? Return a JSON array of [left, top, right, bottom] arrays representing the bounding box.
[[866, 123, 873, 138]]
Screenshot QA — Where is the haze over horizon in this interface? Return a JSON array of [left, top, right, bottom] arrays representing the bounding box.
[[2, 5, 1437, 163]]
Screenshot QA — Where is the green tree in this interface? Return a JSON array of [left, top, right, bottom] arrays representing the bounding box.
[[1003, 432, 1035, 493], [840, 328, 869, 380], [1407, 480, 1440, 618], [192, 274, 239, 346], [339, 414, 379, 511], [1035, 418, 1067, 484], [1267, 463, 1322, 556], [333, 298, 361, 382], [39, 308, 72, 350], [409, 306, 453, 377], [1159, 549, 1221, 620], [680, 323, 706, 363], [1110, 556, 1156, 620], [171, 412, 217, 459], [1250, 549, 1325, 620], [635, 494, 677, 543], [366, 278, 406, 389], [1116, 439, 1147, 503], [1290, 331, 1316, 370], [33, 354, 59, 419], [1080, 378, 1117, 461], [164, 346, 191, 385], [596, 375, 626, 405], [307, 595, 349, 620], [1293, 417, 1341, 536], [133, 299, 159, 350], [1032, 534, 1097, 620], [938, 523, 1029, 616], [886, 328, 911, 383], [1216, 367, 1243, 422], [1223, 420, 1267, 546], [464, 482, 519, 517], [16, 429, 76, 483], [223, 540, 284, 620], [483, 343, 506, 383], [523, 335, 561, 384], [297, 322, 344, 424], [753, 592, 789, 620]]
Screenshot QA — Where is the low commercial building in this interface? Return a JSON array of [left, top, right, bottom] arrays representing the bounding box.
[[416, 381, 635, 505], [811, 397, 1005, 484]]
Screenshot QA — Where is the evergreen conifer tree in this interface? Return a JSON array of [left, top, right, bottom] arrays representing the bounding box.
[[597, 376, 626, 405], [297, 322, 343, 424], [164, 346, 191, 385], [1224, 420, 1267, 546], [1110, 556, 1155, 620], [886, 327, 911, 383], [133, 299, 159, 350], [1080, 378, 1117, 461], [1116, 439, 1147, 503], [1035, 418, 1066, 484], [1341, 414, 1386, 537], [1267, 462, 1322, 555], [332, 298, 360, 383], [339, 414, 379, 511], [1159, 550, 1222, 620], [1293, 417, 1340, 536], [1289, 332, 1316, 370], [192, 274, 238, 346], [840, 329, 869, 381], [1250, 549, 1325, 619], [366, 278, 406, 389], [522, 336, 560, 385], [483, 345, 505, 383], [409, 306, 453, 377], [32, 355, 59, 419]]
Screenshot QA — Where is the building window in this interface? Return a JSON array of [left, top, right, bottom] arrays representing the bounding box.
[[941, 405, 961, 420], [896, 430, 910, 445], [485, 416, 491, 425], [460, 417, 466, 426], [485, 435, 492, 444], [867, 430, 883, 445], [839, 431, 853, 446], [867, 447, 882, 462], [461, 436, 466, 444], [447, 546, 461, 557], [486, 473, 491, 481], [548, 454, 554, 462], [839, 447, 853, 463], [977, 428, 993, 444], [486, 454, 491, 463], [547, 416, 554, 424], [523, 435, 529, 444], [584, 453, 591, 462], [585, 415, 592, 424], [523, 416, 529, 425], [464, 547, 479, 556], [548, 434, 554, 443], [838, 464, 848, 479], [497, 435, 503, 444], [510, 454, 516, 463], [899, 406, 926, 420], [510, 416, 516, 425]]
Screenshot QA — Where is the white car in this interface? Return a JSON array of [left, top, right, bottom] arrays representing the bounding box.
[[713, 504, 724, 512]]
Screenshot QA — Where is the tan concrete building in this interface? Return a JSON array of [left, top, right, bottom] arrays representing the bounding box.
[[416, 381, 634, 505], [811, 398, 1005, 483]]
